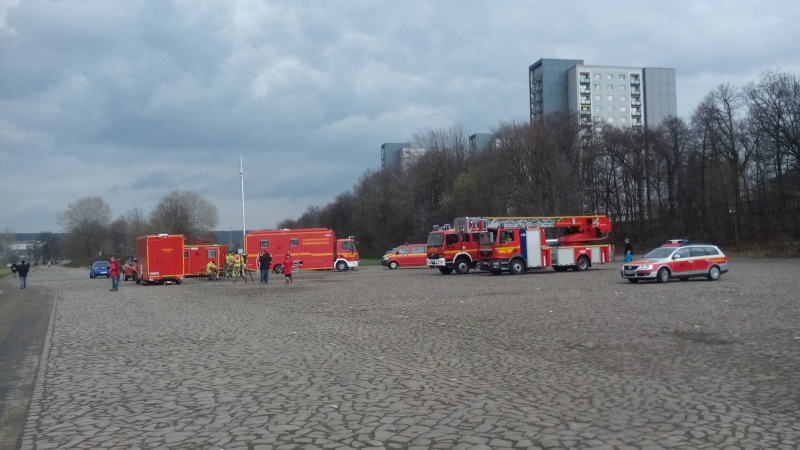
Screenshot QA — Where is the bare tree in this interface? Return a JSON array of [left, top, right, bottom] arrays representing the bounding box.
[[58, 196, 112, 259], [149, 190, 219, 240]]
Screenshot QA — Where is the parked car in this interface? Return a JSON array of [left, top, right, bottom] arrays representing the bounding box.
[[381, 244, 428, 269], [123, 257, 137, 281], [620, 240, 728, 283], [90, 261, 111, 278]]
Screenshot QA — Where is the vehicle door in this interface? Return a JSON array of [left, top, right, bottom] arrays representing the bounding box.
[[409, 245, 427, 265], [444, 233, 459, 260], [670, 247, 693, 275], [394, 245, 409, 265], [690, 247, 711, 274]]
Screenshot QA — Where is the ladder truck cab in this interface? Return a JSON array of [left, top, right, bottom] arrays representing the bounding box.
[[426, 220, 482, 275], [464, 215, 614, 275]]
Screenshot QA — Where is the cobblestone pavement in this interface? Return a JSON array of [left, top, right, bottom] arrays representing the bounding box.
[[18, 259, 800, 449]]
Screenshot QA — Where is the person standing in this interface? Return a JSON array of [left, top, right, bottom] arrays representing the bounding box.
[[17, 260, 30, 289], [109, 256, 121, 291], [10, 262, 18, 279], [624, 238, 633, 257], [225, 251, 235, 278], [283, 252, 294, 283], [258, 250, 272, 284]]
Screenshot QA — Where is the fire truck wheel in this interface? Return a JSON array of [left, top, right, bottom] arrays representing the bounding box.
[[274, 265, 284, 274], [389, 261, 399, 270], [553, 266, 568, 272], [575, 256, 590, 272], [707, 265, 721, 281], [438, 267, 454, 275], [335, 261, 348, 272], [175, 279, 182, 285], [454, 258, 471, 275], [657, 267, 670, 283], [509, 259, 525, 275]]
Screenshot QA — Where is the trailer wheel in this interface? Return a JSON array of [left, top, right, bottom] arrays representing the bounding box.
[[273, 264, 284, 274], [575, 256, 590, 272], [389, 261, 398, 270], [438, 267, 454, 275], [454, 258, 471, 275], [335, 260, 348, 272], [509, 259, 525, 275]]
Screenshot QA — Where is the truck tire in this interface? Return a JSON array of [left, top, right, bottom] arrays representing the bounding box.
[[335, 261, 348, 272], [438, 267, 454, 275], [553, 266, 568, 272], [509, 259, 525, 275], [389, 261, 398, 270], [454, 258, 471, 275], [575, 256, 590, 272], [274, 265, 284, 274]]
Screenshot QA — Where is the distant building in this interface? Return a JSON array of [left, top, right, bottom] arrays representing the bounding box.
[[381, 143, 427, 171], [529, 58, 676, 129], [469, 133, 495, 154]]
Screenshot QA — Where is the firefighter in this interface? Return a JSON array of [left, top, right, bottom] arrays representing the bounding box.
[[232, 252, 243, 278], [206, 260, 218, 280], [225, 251, 235, 278]]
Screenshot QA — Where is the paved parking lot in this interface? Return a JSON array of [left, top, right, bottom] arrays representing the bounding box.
[[14, 259, 800, 449]]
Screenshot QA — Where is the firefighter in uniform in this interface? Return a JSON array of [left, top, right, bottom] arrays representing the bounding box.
[[225, 251, 235, 278], [232, 252, 243, 279], [206, 260, 218, 280]]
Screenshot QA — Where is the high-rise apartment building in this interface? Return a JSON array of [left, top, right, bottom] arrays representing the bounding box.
[[381, 143, 427, 171], [529, 58, 676, 129]]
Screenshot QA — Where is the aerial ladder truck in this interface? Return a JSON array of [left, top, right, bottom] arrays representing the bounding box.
[[452, 215, 614, 275]]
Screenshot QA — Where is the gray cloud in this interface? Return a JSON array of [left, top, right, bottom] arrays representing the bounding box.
[[2, 0, 799, 232]]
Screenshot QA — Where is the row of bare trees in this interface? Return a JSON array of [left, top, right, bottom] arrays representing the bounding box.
[[281, 71, 800, 256], [57, 190, 218, 261]]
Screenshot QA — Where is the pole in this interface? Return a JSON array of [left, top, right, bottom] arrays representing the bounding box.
[[240, 155, 246, 253]]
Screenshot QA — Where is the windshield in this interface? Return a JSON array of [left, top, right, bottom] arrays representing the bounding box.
[[341, 240, 355, 252], [642, 247, 675, 259], [478, 231, 496, 245], [427, 232, 444, 247]]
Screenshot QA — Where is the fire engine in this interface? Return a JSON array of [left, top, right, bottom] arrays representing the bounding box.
[[455, 216, 614, 275], [184, 243, 228, 277], [136, 234, 185, 284], [244, 228, 359, 273], [426, 222, 482, 274]]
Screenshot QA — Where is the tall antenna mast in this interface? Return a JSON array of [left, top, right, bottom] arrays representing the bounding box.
[[240, 155, 246, 251]]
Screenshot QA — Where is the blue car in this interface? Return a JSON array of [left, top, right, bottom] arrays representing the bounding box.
[[90, 261, 110, 278]]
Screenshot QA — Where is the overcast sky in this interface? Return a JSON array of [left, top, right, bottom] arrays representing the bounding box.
[[2, 0, 799, 234]]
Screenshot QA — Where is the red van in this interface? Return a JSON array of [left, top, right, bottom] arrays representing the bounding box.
[[381, 244, 428, 269]]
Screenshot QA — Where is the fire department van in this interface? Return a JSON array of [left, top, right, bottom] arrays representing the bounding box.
[[184, 243, 228, 277], [244, 228, 358, 273], [382, 243, 428, 269], [136, 234, 185, 284]]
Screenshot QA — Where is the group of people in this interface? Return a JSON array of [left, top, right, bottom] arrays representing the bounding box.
[[10, 260, 31, 289], [202, 250, 294, 283], [258, 250, 295, 283]]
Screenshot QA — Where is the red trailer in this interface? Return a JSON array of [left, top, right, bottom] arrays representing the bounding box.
[[244, 228, 359, 273], [136, 234, 185, 284], [184, 244, 228, 277]]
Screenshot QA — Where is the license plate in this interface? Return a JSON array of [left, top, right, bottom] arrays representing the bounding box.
[[624, 270, 635, 276]]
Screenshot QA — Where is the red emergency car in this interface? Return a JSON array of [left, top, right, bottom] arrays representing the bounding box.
[[621, 240, 729, 283]]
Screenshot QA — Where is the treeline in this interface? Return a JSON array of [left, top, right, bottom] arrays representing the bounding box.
[[55, 190, 219, 262], [279, 71, 800, 257]]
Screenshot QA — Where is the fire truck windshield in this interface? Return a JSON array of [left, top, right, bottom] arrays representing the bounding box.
[[478, 231, 496, 245], [341, 241, 355, 251], [427, 232, 444, 247]]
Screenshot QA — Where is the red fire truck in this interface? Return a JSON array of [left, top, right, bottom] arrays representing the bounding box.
[[136, 234, 185, 284], [244, 228, 359, 273], [184, 243, 228, 277], [426, 222, 482, 274], [461, 216, 614, 275]]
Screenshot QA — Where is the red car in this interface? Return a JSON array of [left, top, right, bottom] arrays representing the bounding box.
[[381, 244, 428, 269], [123, 257, 137, 281], [621, 240, 729, 283]]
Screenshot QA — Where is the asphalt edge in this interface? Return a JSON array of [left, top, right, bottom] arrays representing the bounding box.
[[18, 285, 58, 450]]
